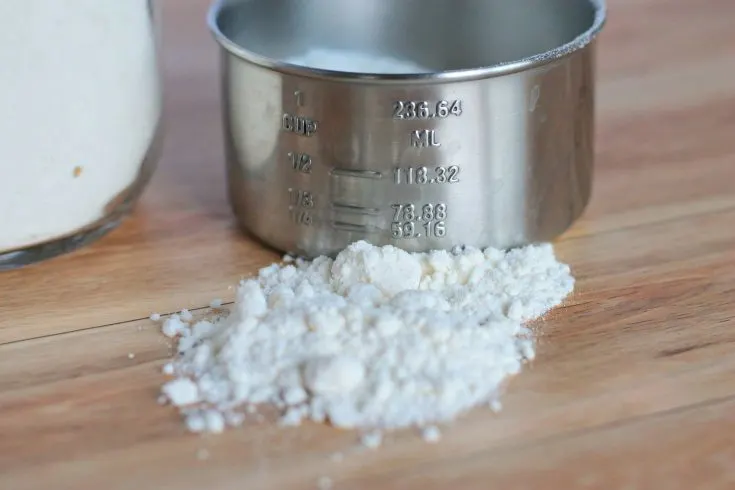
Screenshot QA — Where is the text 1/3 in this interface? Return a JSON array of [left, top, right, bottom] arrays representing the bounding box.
[[288, 152, 312, 174], [391, 203, 447, 239], [394, 165, 460, 185], [288, 188, 314, 209], [393, 100, 463, 120]]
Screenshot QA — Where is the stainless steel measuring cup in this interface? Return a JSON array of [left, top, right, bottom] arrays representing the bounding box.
[[209, 0, 606, 258]]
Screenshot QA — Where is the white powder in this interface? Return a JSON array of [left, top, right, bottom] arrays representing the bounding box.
[[421, 426, 442, 444], [0, 0, 160, 252], [179, 309, 194, 322], [159, 241, 573, 446], [162, 315, 189, 338], [317, 476, 334, 490], [161, 378, 200, 407], [284, 48, 430, 74], [360, 431, 384, 450]]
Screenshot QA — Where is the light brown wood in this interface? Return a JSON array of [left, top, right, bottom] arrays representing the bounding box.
[[2, 0, 735, 488]]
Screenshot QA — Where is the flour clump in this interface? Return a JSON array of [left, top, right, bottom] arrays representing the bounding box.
[[159, 241, 574, 445]]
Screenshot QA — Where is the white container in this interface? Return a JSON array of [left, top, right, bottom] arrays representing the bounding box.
[[0, 0, 162, 268]]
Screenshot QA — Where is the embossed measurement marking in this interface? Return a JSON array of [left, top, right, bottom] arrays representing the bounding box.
[[281, 95, 463, 238], [393, 100, 463, 120], [410, 130, 441, 148], [282, 113, 318, 137], [394, 165, 460, 185], [330, 222, 383, 234], [288, 188, 315, 227], [391, 203, 448, 239], [288, 152, 312, 174], [290, 210, 314, 226], [394, 100, 463, 149], [288, 188, 314, 209], [330, 202, 381, 216], [329, 168, 383, 180]]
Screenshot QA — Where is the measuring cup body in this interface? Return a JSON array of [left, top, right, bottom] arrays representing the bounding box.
[[211, 0, 605, 257]]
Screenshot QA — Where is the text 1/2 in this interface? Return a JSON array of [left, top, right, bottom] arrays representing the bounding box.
[[393, 100, 463, 120], [394, 165, 460, 185], [288, 152, 312, 174], [391, 203, 447, 239]]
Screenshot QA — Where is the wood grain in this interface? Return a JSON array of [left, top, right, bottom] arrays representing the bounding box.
[[1, 0, 735, 488]]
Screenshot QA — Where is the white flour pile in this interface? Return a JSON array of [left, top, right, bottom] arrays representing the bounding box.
[[158, 241, 573, 445]]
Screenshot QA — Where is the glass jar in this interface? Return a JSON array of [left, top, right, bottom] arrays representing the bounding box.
[[0, 0, 162, 269]]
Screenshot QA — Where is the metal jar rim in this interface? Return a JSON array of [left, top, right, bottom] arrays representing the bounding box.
[[207, 0, 606, 83]]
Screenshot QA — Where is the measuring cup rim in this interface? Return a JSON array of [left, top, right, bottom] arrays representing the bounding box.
[[207, 0, 606, 83]]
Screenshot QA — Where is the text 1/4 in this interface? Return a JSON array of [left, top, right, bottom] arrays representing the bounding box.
[[289, 210, 313, 226]]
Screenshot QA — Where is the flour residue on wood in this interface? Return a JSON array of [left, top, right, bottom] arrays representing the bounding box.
[[156, 241, 574, 447]]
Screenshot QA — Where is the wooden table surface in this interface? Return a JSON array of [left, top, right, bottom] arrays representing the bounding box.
[[2, 1, 735, 488]]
